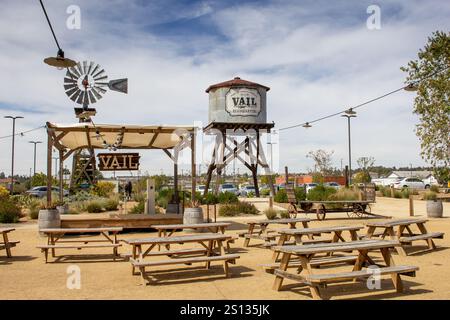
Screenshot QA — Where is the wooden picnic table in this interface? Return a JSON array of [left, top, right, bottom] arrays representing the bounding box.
[[271, 225, 364, 261], [124, 233, 239, 284], [151, 222, 231, 236], [37, 227, 123, 263], [271, 239, 419, 300], [0, 228, 19, 258], [364, 218, 444, 256], [240, 218, 311, 247]]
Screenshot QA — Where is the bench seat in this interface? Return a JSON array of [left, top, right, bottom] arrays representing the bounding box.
[[0, 240, 20, 250], [37, 243, 121, 263], [131, 254, 240, 284], [262, 255, 358, 273], [121, 248, 208, 259], [399, 232, 444, 243], [306, 265, 419, 283]]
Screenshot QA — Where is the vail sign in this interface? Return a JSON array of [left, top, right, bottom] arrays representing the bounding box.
[[225, 88, 261, 117], [97, 153, 140, 171]]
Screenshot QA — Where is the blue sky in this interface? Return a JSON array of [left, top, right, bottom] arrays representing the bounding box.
[[0, 0, 449, 177]]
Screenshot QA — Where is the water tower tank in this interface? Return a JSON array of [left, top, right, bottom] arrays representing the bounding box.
[[206, 77, 270, 124]]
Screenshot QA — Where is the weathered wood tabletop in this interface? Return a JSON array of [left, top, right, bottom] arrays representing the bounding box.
[[364, 218, 444, 256], [272, 239, 419, 299], [242, 218, 311, 247], [150, 222, 231, 237]]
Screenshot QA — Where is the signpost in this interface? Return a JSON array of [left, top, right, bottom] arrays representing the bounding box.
[[97, 153, 140, 171]]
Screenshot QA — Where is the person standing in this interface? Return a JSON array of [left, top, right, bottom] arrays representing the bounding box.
[[125, 180, 132, 200]]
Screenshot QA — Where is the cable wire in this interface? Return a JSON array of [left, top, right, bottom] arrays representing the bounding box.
[[39, 0, 61, 50]]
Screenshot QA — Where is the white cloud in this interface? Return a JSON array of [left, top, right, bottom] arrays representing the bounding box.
[[0, 0, 448, 177]]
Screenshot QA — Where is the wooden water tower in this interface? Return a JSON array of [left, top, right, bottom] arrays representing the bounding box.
[[203, 77, 275, 197]]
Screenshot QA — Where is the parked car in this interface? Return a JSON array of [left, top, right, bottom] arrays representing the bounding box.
[[392, 178, 426, 190], [26, 186, 69, 198], [196, 184, 209, 193], [239, 185, 256, 197], [305, 183, 318, 193], [219, 183, 239, 195], [325, 182, 341, 190]]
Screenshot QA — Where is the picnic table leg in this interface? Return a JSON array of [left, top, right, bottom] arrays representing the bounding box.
[[301, 221, 314, 240], [131, 245, 139, 275], [243, 224, 255, 247], [2, 232, 12, 258], [205, 240, 214, 269], [417, 223, 436, 250], [365, 226, 376, 239], [272, 252, 291, 291], [387, 227, 407, 256], [298, 255, 322, 300], [352, 249, 369, 272], [272, 233, 287, 261], [50, 235, 56, 257], [349, 230, 358, 241], [380, 247, 403, 293]]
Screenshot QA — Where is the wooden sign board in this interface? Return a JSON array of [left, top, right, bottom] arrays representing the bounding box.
[[97, 153, 140, 171]]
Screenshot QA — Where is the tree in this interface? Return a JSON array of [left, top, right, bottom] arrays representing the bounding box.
[[357, 157, 375, 171], [401, 31, 450, 184], [306, 149, 334, 177]]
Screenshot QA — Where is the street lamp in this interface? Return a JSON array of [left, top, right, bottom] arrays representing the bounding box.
[[341, 108, 357, 185], [4, 116, 24, 194], [29, 141, 42, 176]]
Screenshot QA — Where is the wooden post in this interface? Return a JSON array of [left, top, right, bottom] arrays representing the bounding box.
[[191, 132, 196, 203], [46, 131, 52, 207], [59, 149, 64, 203], [269, 196, 273, 209], [214, 204, 217, 222], [284, 166, 289, 185], [174, 162, 179, 213], [409, 195, 414, 216], [390, 186, 394, 198], [344, 165, 349, 188]]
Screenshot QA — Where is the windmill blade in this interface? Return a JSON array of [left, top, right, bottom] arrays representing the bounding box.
[[83, 90, 89, 105], [70, 90, 82, 102], [64, 77, 77, 84], [95, 75, 108, 81], [88, 90, 97, 104], [82, 61, 88, 74], [95, 82, 109, 86], [65, 86, 79, 97], [91, 87, 103, 100], [108, 78, 128, 94], [67, 67, 80, 79], [76, 91, 85, 104], [94, 85, 107, 94], [75, 62, 83, 76], [87, 61, 94, 75], [90, 64, 99, 76], [93, 68, 105, 78], [64, 83, 77, 91]]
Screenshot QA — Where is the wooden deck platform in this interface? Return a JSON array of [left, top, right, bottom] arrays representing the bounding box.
[[60, 213, 183, 229]]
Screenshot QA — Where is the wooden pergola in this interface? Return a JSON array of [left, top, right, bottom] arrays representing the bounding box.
[[45, 122, 197, 212]]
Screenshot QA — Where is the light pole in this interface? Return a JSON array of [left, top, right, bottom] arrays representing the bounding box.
[[4, 116, 24, 194], [341, 108, 357, 185], [29, 141, 42, 176], [267, 139, 277, 196], [52, 156, 59, 179]]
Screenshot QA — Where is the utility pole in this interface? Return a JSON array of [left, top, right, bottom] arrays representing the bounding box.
[[341, 108, 357, 185], [29, 140, 42, 176], [4, 116, 24, 194]]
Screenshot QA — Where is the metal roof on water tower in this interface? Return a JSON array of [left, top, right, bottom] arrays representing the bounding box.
[[206, 77, 270, 124]]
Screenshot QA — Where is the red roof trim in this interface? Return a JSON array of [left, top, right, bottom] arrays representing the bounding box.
[[205, 77, 270, 92]]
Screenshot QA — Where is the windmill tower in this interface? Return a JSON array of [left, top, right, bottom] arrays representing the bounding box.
[[63, 60, 127, 190]]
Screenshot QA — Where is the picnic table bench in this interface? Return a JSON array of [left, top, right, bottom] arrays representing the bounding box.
[[363, 218, 444, 256], [0, 228, 19, 258], [124, 233, 239, 285], [239, 218, 311, 247], [269, 225, 364, 261], [37, 227, 123, 263], [271, 239, 419, 300]]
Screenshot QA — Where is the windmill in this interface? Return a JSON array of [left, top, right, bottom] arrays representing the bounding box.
[[64, 60, 128, 189]]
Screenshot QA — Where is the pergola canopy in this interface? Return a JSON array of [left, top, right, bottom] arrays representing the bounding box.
[[46, 122, 195, 151]]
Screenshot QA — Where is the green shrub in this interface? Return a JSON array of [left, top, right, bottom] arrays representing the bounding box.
[[156, 197, 168, 209], [0, 198, 22, 223], [27, 198, 42, 219], [274, 189, 288, 203], [133, 192, 146, 203], [264, 208, 278, 220], [68, 190, 97, 202], [307, 184, 337, 201], [86, 201, 103, 213], [328, 188, 359, 201], [218, 192, 238, 204], [260, 188, 270, 196], [67, 208, 80, 215], [218, 201, 259, 217], [294, 187, 307, 202], [0, 185, 9, 198], [92, 181, 115, 197], [201, 192, 218, 205], [247, 191, 255, 198], [279, 210, 290, 219], [430, 185, 440, 193], [393, 190, 403, 199], [423, 191, 438, 201], [130, 201, 145, 214], [104, 199, 119, 211]]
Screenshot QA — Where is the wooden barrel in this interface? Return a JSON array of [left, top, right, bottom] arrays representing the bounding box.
[[426, 200, 443, 218], [38, 209, 61, 233], [183, 207, 204, 232]]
